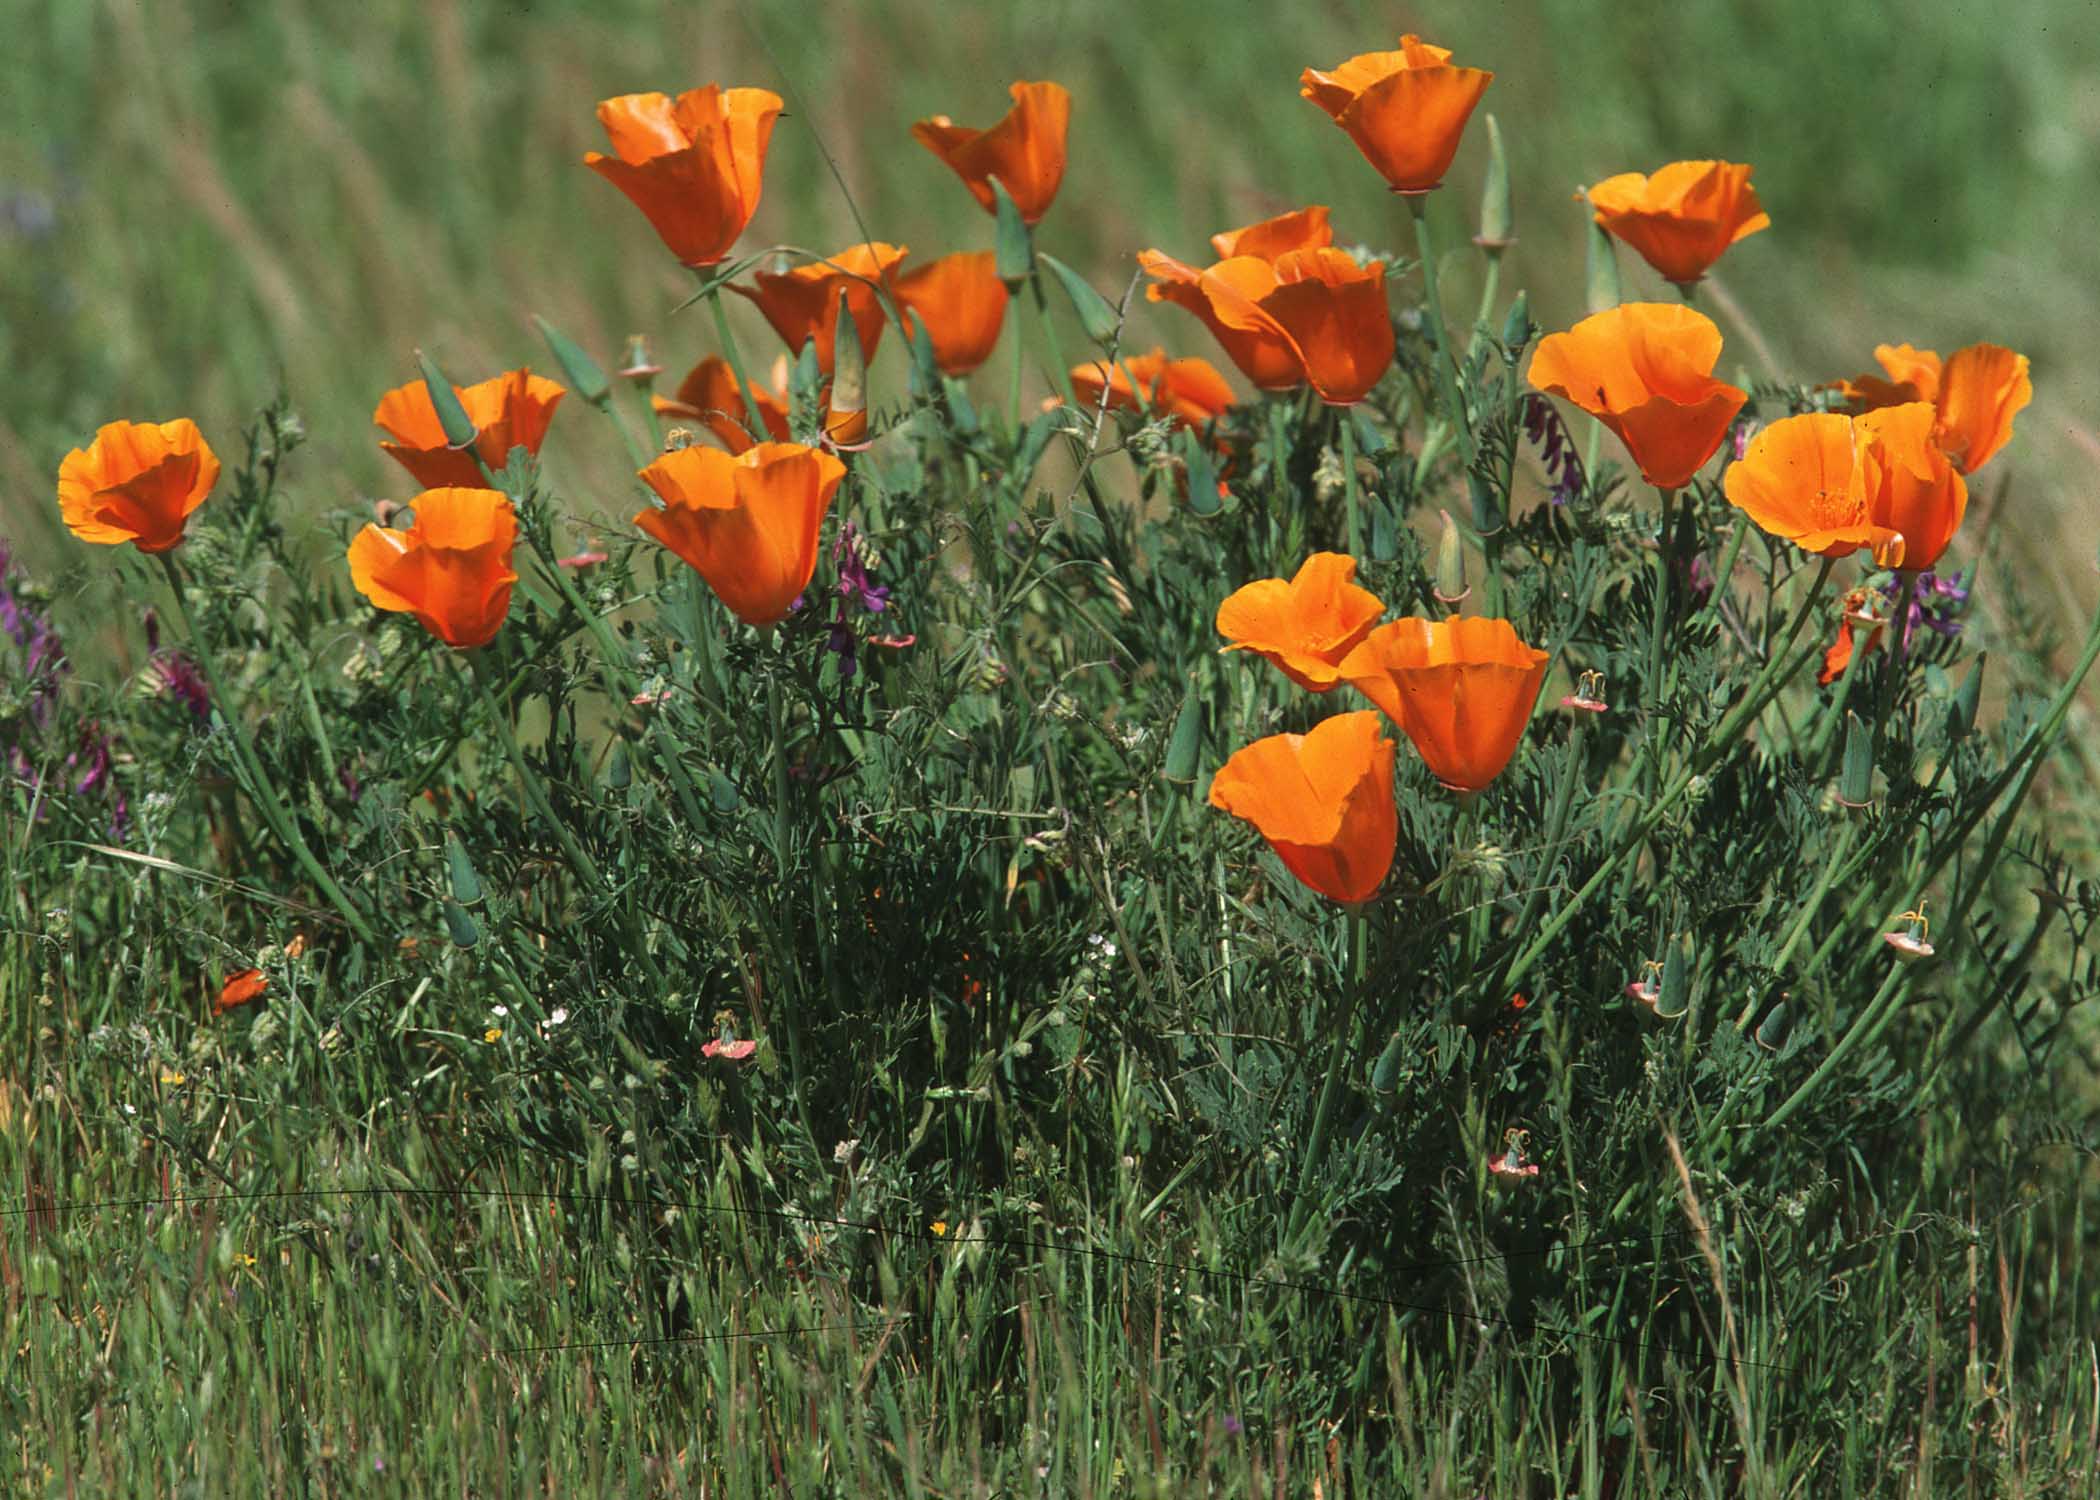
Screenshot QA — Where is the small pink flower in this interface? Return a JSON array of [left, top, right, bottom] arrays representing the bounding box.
[[558, 548, 610, 570], [630, 686, 673, 708], [870, 633, 918, 650], [1487, 1129, 1540, 1179], [702, 1038, 757, 1061], [1560, 670, 1609, 715]]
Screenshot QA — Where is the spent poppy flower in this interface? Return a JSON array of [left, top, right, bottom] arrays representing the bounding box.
[[1527, 303, 1746, 490], [1190, 248, 1394, 406], [1069, 348, 1236, 429], [912, 81, 1071, 225], [347, 487, 520, 650], [654, 355, 793, 453], [584, 85, 784, 266], [1856, 402, 1969, 572], [57, 419, 220, 554], [372, 369, 566, 489], [1841, 341, 2031, 475], [634, 441, 848, 627], [1339, 616, 1549, 793], [215, 968, 268, 1015], [1208, 710, 1398, 904], [730, 243, 908, 377], [1215, 552, 1385, 692], [1299, 36, 1492, 195], [1722, 412, 1908, 567], [1818, 614, 1882, 685], [892, 252, 1010, 376], [1584, 161, 1769, 286]]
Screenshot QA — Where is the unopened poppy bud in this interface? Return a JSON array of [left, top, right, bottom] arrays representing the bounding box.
[[414, 349, 480, 450], [445, 831, 483, 906], [1468, 469, 1506, 536], [1371, 1030, 1407, 1094], [1949, 655, 1983, 742], [1433, 508, 1469, 607], [1658, 933, 1691, 1019], [533, 315, 613, 408], [442, 900, 479, 949], [991, 177, 1035, 287], [824, 288, 870, 449], [1754, 997, 1792, 1052], [1474, 114, 1514, 252], [1836, 711, 1875, 809], [1583, 214, 1620, 315], [618, 334, 661, 383], [1500, 288, 1531, 351], [1883, 902, 1935, 962], [1560, 668, 1608, 714]]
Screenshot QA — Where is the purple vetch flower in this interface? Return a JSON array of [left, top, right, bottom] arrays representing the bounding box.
[[1729, 414, 1760, 463], [1883, 568, 1970, 651], [815, 521, 895, 687], [1521, 393, 1584, 506], [149, 650, 211, 722]]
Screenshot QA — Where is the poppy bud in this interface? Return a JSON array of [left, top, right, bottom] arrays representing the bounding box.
[[824, 288, 869, 448], [442, 900, 479, 949], [1433, 508, 1469, 608], [1500, 288, 1531, 351], [1474, 114, 1514, 252], [1836, 712, 1876, 810], [1658, 932, 1691, 1019], [992, 178, 1034, 287], [414, 350, 480, 451], [1371, 1030, 1407, 1093], [606, 742, 632, 792], [1584, 216, 1620, 315], [533, 315, 613, 408], [1948, 656, 1984, 742], [1040, 253, 1122, 345], [446, 831, 483, 906], [1754, 998, 1792, 1052]]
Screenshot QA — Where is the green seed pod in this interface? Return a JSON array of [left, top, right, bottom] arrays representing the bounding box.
[[1475, 114, 1514, 251]]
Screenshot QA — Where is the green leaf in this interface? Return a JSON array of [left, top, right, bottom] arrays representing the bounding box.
[[532, 315, 612, 407]]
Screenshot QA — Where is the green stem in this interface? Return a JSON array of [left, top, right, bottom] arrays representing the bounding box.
[[157, 554, 377, 948], [1290, 906, 1368, 1239], [1464, 251, 1503, 362], [764, 669, 822, 1153], [707, 287, 766, 448], [1641, 488, 1678, 795], [1030, 273, 1076, 407], [1408, 196, 1475, 467], [467, 650, 608, 894], [1339, 405, 1362, 557], [1700, 514, 1750, 623]]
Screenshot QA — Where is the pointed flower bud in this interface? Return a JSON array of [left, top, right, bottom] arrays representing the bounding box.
[[1432, 508, 1469, 607], [1473, 113, 1514, 251]]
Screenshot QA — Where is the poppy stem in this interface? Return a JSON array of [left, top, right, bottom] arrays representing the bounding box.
[[1641, 488, 1678, 791], [763, 668, 822, 1155], [706, 286, 766, 450], [1339, 404, 1362, 558], [1028, 272, 1077, 407], [1289, 905, 1369, 1241], [1406, 196, 1475, 468], [154, 554, 379, 949]]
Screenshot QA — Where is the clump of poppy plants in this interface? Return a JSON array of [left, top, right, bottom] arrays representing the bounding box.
[[27, 34, 2100, 1468]]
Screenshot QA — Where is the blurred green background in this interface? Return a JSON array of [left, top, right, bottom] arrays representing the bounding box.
[[3, 0, 2095, 611]]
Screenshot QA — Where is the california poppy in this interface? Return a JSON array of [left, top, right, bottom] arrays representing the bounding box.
[[730, 243, 908, 377], [373, 369, 566, 489], [1208, 205, 1334, 261], [1527, 303, 1746, 490], [653, 355, 792, 453], [1069, 348, 1236, 429], [1215, 552, 1386, 692], [1723, 412, 1914, 567], [912, 81, 1071, 225], [347, 487, 520, 650], [1208, 710, 1398, 904], [1840, 341, 2031, 475], [1856, 402, 1968, 572], [1300, 36, 1492, 195], [1339, 616, 1549, 793], [1584, 161, 1769, 286], [1171, 248, 1392, 406], [214, 968, 268, 1015], [584, 86, 783, 266], [57, 419, 220, 554], [1139, 251, 1306, 392], [1818, 615, 1882, 685], [892, 252, 1010, 376], [634, 442, 848, 626]]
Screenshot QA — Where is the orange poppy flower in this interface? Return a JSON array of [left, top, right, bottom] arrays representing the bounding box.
[[729, 243, 908, 378], [634, 442, 848, 626], [56, 418, 220, 554], [1841, 342, 2031, 475], [1818, 615, 1883, 685], [911, 81, 1071, 225], [1300, 35, 1493, 195], [1856, 402, 1968, 571], [1215, 552, 1385, 692], [1208, 710, 1398, 905], [1207, 205, 1334, 260], [1527, 303, 1746, 490], [1069, 349, 1236, 429], [1339, 616, 1550, 793], [653, 356, 792, 453], [892, 252, 1010, 376], [584, 86, 783, 267], [214, 968, 268, 1015], [1177, 248, 1392, 406], [1584, 161, 1769, 286], [373, 369, 566, 490], [347, 487, 520, 650], [1721, 412, 1906, 566]]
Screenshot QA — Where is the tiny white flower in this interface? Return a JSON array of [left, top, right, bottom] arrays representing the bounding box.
[[491, 1004, 509, 1019], [547, 1007, 569, 1027]]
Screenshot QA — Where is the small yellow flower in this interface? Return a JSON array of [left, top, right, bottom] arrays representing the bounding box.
[[158, 1070, 187, 1086], [233, 1253, 257, 1270], [929, 1219, 949, 1239], [483, 1027, 502, 1044]]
